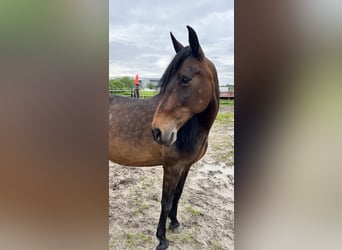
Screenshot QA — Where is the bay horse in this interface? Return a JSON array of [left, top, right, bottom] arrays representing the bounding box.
[[109, 26, 219, 250]]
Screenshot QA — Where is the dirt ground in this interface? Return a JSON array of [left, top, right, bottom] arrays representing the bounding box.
[[109, 105, 234, 250]]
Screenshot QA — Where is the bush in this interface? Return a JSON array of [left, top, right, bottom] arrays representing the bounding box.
[[146, 82, 154, 90], [109, 76, 133, 96]]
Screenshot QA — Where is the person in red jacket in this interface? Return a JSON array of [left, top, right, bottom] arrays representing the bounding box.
[[133, 74, 140, 98]]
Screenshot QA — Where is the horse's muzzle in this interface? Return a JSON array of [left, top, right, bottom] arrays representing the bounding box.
[[151, 128, 176, 146]]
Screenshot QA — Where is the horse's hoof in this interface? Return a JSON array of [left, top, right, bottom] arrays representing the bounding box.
[[156, 239, 169, 250], [169, 221, 180, 232]]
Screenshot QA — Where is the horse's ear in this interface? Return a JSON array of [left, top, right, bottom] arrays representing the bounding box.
[[187, 25, 204, 60], [170, 32, 184, 53]]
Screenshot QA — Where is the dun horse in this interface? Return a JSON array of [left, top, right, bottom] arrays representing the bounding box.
[[109, 26, 219, 250]]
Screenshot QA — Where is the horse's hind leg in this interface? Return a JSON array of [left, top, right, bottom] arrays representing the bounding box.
[[168, 166, 191, 231], [156, 164, 183, 250]]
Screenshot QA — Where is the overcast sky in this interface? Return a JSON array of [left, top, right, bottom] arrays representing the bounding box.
[[109, 0, 234, 85]]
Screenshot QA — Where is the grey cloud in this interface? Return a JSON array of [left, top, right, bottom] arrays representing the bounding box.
[[109, 0, 234, 84]]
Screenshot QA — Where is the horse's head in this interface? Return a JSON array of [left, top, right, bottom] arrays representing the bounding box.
[[151, 26, 219, 146]]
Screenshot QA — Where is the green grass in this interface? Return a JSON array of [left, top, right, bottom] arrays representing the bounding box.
[[110, 90, 235, 104], [186, 205, 203, 217], [140, 89, 158, 98], [208, 239, 226, 250], [220, 99, 234, 106], [215, 112, 234, 124], [168, 231, 202, 248], [125, 232, 152, 249]]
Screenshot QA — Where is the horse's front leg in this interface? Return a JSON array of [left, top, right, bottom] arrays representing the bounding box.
[[168, 166, 190, 231], [156, 165, 183, 250]]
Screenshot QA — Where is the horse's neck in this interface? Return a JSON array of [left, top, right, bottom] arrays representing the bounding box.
[[197, 96, 219, 131]]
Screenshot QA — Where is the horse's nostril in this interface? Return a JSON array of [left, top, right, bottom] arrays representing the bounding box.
[[152, 128, 162, 143]]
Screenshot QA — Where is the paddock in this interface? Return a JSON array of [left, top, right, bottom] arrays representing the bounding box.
[[109, 105, 234, 250]]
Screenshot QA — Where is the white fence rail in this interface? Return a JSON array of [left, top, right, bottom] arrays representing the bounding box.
[[109, 88, 159, 98], [109, 89, 132, 94]]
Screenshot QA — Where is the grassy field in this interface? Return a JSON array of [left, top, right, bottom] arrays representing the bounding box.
[[111, 89, 234, 107], [139, 89, 158, 98], [220, 99, 234, 106], [109, 102, 234, 249]]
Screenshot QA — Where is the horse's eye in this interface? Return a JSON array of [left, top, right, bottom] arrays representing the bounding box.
[[180, 76, 192, 86]]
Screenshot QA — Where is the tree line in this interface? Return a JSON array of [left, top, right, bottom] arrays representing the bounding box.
[[109, 77, 156, 96]]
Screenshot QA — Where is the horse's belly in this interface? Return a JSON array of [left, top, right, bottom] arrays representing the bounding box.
[[109, 139, 163, 166]]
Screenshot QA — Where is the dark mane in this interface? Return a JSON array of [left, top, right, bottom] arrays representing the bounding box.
[[176, 115, 199, 154], [158, 46, 192, 94]]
